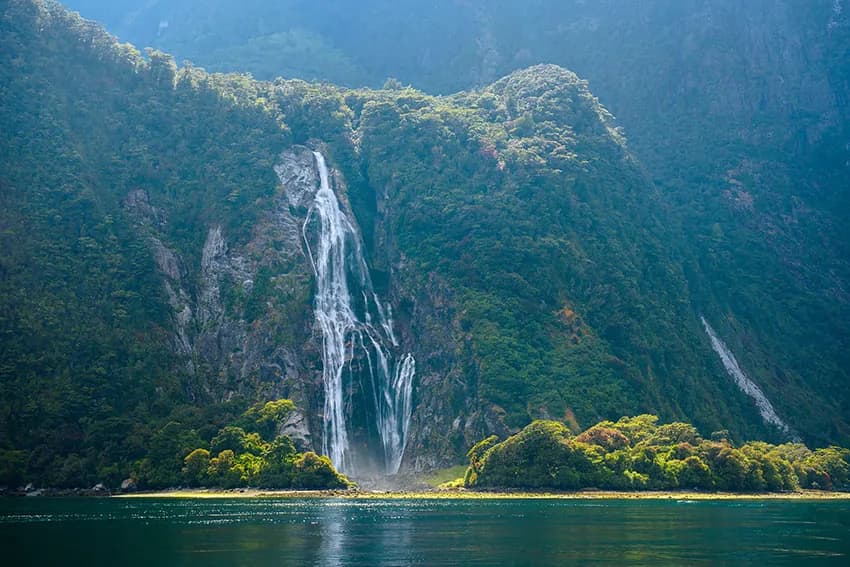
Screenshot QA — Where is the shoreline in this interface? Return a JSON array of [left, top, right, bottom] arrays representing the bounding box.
[[113, 488, 850, 500]]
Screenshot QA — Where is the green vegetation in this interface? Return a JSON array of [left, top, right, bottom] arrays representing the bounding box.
[[349, 67, 763, 439], [0, 0, 309, 488], [63, 0, 850, 448], [421, 465, 469, 488], [178, 400, 350, 490], [465, 417, 850, 493], [1, 0, 848, 488]]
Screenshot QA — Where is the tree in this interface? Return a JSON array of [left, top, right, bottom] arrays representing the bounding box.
[[575, 425, 630, 451], [804, 447, 850, 490], [464, 435, 499, 486], [210, 426, 248, 455], [382, 78, 403, 90], [183, 448, 210, 486], [608, 415, 660, 445], [258, 436, 298, 487], [291, 452, 350, 489], [243, 399, 296, 439], [649, 422, 700, 446], [471, 421, 576, 489], [145, 49, 177, 88], [678, 456, 713, 490], [0, 450, 28, 487], [207, 450, 241, 488]]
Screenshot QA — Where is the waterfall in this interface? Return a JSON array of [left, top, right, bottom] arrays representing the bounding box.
[[302, 150, 416, 474], [383, 353, 416, 474], [701, 316, 798, 440]]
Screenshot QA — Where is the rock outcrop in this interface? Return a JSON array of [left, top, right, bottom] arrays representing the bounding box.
[[124, 147, 322, 442]]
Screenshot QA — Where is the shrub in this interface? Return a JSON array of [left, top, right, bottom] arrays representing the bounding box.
[[291, 452, 350, 489]]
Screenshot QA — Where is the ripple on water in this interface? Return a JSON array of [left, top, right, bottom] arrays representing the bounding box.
[[2, 498, 849, 566]]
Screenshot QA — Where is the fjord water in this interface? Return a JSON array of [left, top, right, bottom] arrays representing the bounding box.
[[3, 498, 849, 566]]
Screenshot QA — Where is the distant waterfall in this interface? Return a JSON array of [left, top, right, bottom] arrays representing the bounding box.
[[701, 316, 797, 440], [303, 151, 415, 474]]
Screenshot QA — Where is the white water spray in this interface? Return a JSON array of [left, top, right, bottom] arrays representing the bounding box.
[[383, 353, 416, 474], [302, 151, 416, 474], [701, 316, 797, 439]]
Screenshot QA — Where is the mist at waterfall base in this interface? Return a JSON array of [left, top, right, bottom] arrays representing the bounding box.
[[301, 151, 415, 480]]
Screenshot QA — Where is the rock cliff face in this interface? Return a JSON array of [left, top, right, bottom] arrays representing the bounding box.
[[121, 141, 513, 472], [123, 147, 322, 448], [121, 144, 478, 470], [384, 247, 510, 472]]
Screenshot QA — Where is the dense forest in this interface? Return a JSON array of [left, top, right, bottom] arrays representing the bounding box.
[[1, 0, 849, 488], [0, 0, 293, 487], [464, 417, 850, 493]]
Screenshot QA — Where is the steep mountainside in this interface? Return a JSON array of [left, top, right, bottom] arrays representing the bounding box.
[[1, 0, 848, 486], [0, 0, 309, 486], [62, 0, 850, 447]]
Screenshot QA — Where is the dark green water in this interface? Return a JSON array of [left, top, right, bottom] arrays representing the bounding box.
[[2, 498, 849, 566]]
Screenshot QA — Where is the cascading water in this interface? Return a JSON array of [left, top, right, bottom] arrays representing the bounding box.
[[383, 353, 416, 475], [302, 150, 415, 475], [701, 316, 798, 440]]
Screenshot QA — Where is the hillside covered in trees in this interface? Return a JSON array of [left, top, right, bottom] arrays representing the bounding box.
[[63, 0, 850, 448], [1, 0, 849, 487]]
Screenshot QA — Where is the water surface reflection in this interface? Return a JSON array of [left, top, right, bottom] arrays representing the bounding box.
[[2, 498, 849, 566]]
